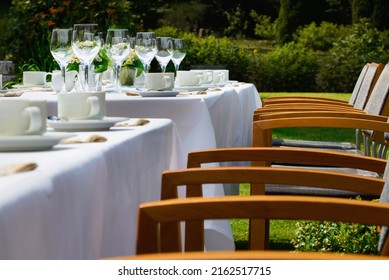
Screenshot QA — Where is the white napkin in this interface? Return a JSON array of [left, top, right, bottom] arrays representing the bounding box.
[[0, 162, 38, 176], [114, 118, 150, 127], [60, 134, 107, 144]]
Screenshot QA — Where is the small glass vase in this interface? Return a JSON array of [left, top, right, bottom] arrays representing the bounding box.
[[120, 67, 138, 86]]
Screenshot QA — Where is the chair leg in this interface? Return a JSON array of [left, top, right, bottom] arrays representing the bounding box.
[[355, 129, 361, 150], [364, 136, 371, 156]]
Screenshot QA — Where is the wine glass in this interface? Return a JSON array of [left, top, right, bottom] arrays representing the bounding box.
[[72, 24, 101, 91], [136, 32, 156, 40], [50, 29, 73, 92], [134, 38, 157, 73], [172, 38, 187, 72], [155, 37, 173, 73], [105, 29, 131, 92]]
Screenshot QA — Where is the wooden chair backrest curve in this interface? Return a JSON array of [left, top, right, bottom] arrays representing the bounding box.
[[136, 195, 389, 256], [158, 166, 384, 252]]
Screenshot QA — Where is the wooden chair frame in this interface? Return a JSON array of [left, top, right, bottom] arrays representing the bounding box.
[[136, 195, 389, 257]]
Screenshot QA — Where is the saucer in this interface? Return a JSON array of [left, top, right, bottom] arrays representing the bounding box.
[[137, 90, 179, 97], [174, 86, 209, 92], [47, 117, 129, 132], [0, 132, 75, 152]]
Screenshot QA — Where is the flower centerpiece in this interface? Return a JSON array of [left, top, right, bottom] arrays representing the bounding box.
[[67, 47, 110, 73], [119, 49, 144, 86]]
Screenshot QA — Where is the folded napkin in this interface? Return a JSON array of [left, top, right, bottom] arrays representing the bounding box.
[[0, 162, 38, 176], [60, 134, 107, 144], [115, 118, 150, 127], [178, 91, 207, 96], [0, 91, 23, 97], [126, 91, 140, 96]]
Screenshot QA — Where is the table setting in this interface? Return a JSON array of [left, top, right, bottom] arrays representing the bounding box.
[[0, 25, 262, 258]]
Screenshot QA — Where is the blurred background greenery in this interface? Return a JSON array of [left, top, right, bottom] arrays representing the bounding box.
[[0, 0, 388, 92]]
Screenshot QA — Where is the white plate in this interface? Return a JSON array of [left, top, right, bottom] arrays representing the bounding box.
[[12, 84, 51, 89], [0, 132, 75, 152], [47, 117, 129, 132], [137, 91, 179, 97], [174, 86, 209, 92]]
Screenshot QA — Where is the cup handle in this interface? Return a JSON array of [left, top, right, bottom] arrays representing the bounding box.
[[87, 96, 100, 118], [163, 76, 172, 89], [24, 106, 42, 134], [195, 74, 204, 85], [206, 72, 212, 83], [45, 73, 52, 85]]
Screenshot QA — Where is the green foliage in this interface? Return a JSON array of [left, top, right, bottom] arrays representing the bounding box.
[[2, 0, 138, 76], [158, 1, 207, 33], [351, 0, 374, 24], [316, 20, 389, 92], [293, 21, 348, 51], [247, 42, 319, 92], [179, 33, 251, 82], [292, 220, 379, 255], [250, 11, 277, 40], [223, 5, 249, 38], [292, 196, 380, 255]]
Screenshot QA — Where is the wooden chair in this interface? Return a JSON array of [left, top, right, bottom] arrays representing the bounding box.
[[259, 62, 382, 109], [255, 62, 388, 155], [112, 250, 389, 260], [136, 195, 389, 257], [157, 165, 384, 252], [187, 147, 386, 195], [262, 62, 376, 108]]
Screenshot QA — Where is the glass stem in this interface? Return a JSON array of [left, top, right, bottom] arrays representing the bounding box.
[[61, 65, 66, 92], [84, 63, 89, 91], [113, 63, 121, 89]]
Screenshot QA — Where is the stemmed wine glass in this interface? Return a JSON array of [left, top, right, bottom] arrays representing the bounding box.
[[155, 37, 173, 73], [50, 28, 73, 92], [172, 38, 187, 72], [105, 29, 131, 92], [136, 32, 156, 40], [134, 38, 157, 73], [72, 24, 101, 91]]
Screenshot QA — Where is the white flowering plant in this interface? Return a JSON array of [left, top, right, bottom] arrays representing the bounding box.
[[122, 49, 143, 76], [67, 47, 110, 73]]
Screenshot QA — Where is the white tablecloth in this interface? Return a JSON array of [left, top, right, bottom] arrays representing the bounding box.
[[18, 83, 262, 254], [0, 119, 182, 259]]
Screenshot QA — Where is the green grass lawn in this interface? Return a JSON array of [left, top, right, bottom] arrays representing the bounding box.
[[231, 91, 354, 251]]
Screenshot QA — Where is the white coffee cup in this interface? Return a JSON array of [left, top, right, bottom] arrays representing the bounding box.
[[213, 69, 229, 84], [0, 99, 47, 136], [144, 72, 174, 91], [175, 70, 204, 87], [191, 70, 213, 84], [51, 70, 78, 93], [23, 71, 52, 86], [57, 91, 106, 120]]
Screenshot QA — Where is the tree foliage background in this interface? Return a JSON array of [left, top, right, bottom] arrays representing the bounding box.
[[0, 0, 388, 92]]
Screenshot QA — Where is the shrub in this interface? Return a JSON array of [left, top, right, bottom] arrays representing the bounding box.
[[292, 196, 380, 255], [316, 20, 389, 92], [250, 11, 277, 40], [247, 42, 319, 92], [2, 0, 138, 75], [293, 21, 349, 51], [178, 33, 251, 82], [292, 220, 379, 255]]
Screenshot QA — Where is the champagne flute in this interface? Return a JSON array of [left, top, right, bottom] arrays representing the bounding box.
[[50, 28, 73, 92], [155, 37, 173, 73], [105, 29, 131, 92], [135, 38, 157, 73], [172, 38, 187, 72], [72, 24, 101, 91]]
